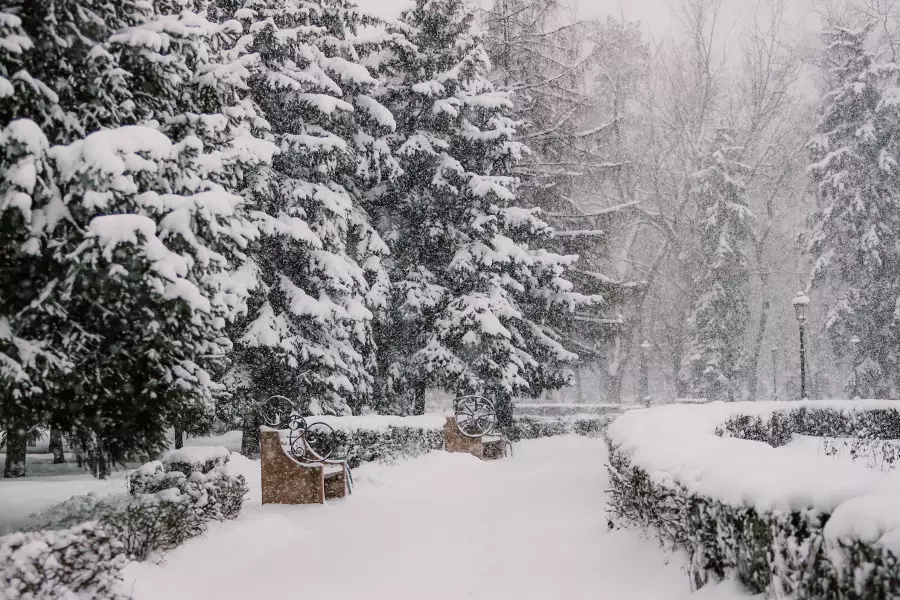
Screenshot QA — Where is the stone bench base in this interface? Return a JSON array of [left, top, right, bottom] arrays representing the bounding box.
[[443, 417, 508, 460], [260, 428, 350, 505]]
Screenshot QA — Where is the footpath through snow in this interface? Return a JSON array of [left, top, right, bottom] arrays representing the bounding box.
[[125, 436, 752, 600]]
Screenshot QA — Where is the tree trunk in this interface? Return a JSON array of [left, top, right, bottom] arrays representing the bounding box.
[[49, 428, 65, 464], [671, 302, 692, 397], [174, 427, 184, 450], [494, 392, 514, 430], [73, 433, 84, 468], [241, 411, 261, 459], [574, 368, 585, 404], [608, 333, 632, 404], [413, 382, 426, 416], [3, 424, 26, 478], [97, 451, 109, 480], [746, 294, 770, 402], [639, 343, 650, 403]]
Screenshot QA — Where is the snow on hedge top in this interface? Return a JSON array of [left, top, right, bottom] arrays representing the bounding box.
[[607, 400, 900, 515], [161, 445, 231, 466], [304, 414, 446, 432]]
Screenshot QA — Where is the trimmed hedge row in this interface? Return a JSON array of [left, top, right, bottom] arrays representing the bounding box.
[[607, 407, 900, 599], [327, 425, 445, 468], [306, 415, 611, 468], [514, 404, 634, 417], [1, 447, 247, 599], [510, 415, 611, 440], [718, 405, 900, 445]]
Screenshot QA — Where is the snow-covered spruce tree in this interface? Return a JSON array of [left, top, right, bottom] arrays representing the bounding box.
[[1, 1, 265, 474], [127, 2, 278, 446], [50, 127, 255, 476], [207, 0, 397, 440], [0, 7, 73, 476], [0, 119, 68, 478], [3, 0, 143, 143], [374, 0, 594, 422], [682, 131, 755, 402], [807, 23, 900, 398]]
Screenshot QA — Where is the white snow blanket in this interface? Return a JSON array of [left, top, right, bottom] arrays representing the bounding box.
[[608, 400, 900, 553], [124, 436, 750, 599]]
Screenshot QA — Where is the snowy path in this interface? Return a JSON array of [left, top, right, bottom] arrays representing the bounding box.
[[126, 436, 749, 600]]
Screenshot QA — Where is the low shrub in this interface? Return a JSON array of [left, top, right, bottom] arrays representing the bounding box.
[[0, 521, 129, 600], [100, 492, 197, 560], [4, 445, 250, 599], [572, 417, 611, 437]]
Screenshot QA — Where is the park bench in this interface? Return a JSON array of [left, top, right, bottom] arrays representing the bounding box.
[[444, 395, 512, 460], [258, 395, 351, 505]]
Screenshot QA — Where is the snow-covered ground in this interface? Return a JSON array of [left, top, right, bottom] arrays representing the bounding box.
[[0, 457, 129, 534], [124, 436, 752, 600]]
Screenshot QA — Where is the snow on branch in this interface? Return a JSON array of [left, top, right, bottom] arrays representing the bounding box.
[[547, 200, 642, 218]]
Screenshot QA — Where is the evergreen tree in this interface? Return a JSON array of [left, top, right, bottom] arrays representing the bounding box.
[[807, 24, 900, 398], [682, 131, 755, 402], [0, 0, 268, 474], [51, 127, 257, 474], [0, 118, 66, 477], [375, 0, 593, 422], [209, 0, 397, 441]]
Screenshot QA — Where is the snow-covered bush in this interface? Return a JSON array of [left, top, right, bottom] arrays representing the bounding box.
[[129, 449, 247, 525], [27, 493, 114, 532], [606, 400, 900, 598], [0, 522, 129, 600], [160, 445, 232, 478], [26, 450, 246, 565], [101, 493, 198, 560], [27, 490, 195, 561]]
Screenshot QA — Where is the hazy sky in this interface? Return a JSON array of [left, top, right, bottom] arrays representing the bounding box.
[[576, 0, 819, 40], [360, 0, 823, 44]]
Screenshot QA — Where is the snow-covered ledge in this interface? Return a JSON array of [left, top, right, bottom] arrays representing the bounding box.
[[608, 400, 900, 548]]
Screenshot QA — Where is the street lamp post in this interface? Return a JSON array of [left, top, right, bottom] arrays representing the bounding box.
[[792, 291, 810, 400]]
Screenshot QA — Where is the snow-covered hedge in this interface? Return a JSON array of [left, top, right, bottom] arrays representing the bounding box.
[[1, 447, 248, 598], [509, 415, 611, 440], [514, 403, 642, 417], [288, 415, 446, 467], [292, 414, 612, 466], [0, 521, 129, 600], [606, 401, 900, 598]]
